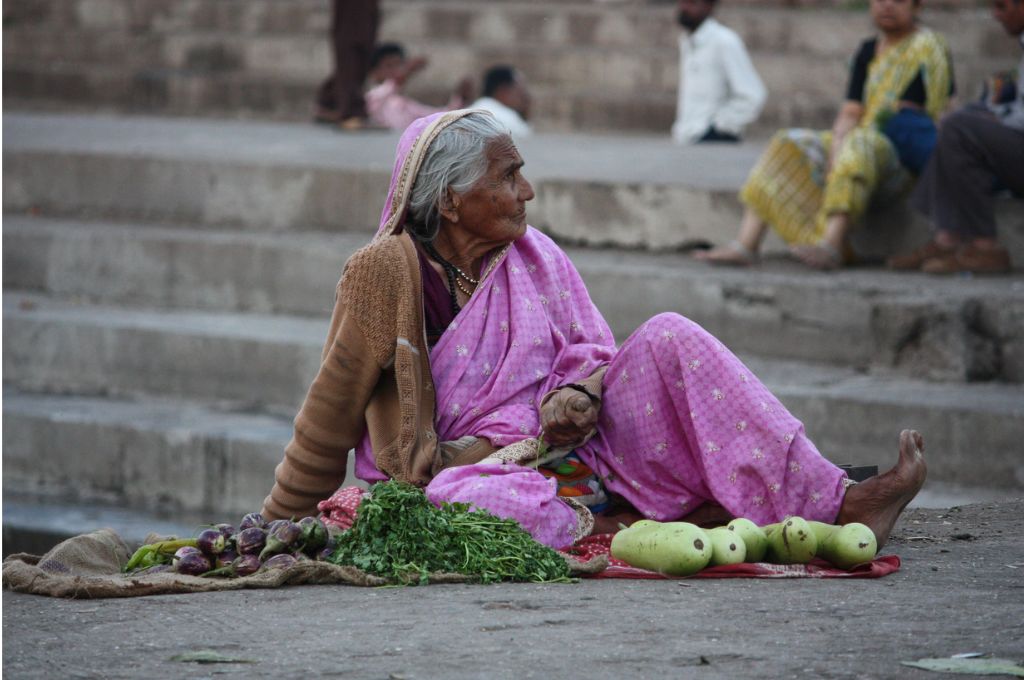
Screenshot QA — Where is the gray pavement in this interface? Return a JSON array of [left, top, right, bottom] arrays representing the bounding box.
[[3, 500, 1023, 680]]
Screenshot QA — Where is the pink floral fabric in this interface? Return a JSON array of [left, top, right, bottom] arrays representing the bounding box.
[[351, 111, 847, 546], [425, 462, 581, 549], [579, 313, 846, 525]]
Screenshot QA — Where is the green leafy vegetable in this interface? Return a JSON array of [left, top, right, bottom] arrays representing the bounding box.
[[327, 481, 573, 585]]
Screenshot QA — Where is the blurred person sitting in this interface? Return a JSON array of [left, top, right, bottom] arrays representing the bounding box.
[[365, 43, 474, 132], [695, 0, 954, 270], [470, 65, 533, 139], [672, 0, 766, 144], [888, 0, 1024, 275]]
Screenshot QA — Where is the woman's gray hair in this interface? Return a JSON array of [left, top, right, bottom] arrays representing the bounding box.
[[405, 111, 511, 242]]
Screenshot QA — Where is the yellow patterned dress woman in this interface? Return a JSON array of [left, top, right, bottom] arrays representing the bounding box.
[[740, 29, 953, 248]]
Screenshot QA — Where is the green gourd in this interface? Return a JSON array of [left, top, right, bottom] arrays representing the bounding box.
[[765, 516, 818, 564], [707, 526, 747, 566], [726, 518, 768, 563], [610, 521, 712, 576], [809, 521, 878, 569]]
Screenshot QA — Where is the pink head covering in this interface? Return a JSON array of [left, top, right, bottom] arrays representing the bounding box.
[[375, 109, 480, 239]]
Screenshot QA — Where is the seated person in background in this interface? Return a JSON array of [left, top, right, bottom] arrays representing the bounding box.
[[365, 43, 473, 131], [889, 0, 1024, 275], [672, 0, 766, 144], [695, 0, 954, 270], [470, 65, 533, 139]]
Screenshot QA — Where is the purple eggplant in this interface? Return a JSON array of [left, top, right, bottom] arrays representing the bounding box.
[[234, 554, 262, 576], [317, 535, 339, 561], [197, 528, 226, 556], [215, 523, 236, 540], [172, 546, 201, 565], [265, 519, 288, 535], [235, 527, 267, 555], [174, 551, 212, 576], [259, 521, 302, 561], [297, 516, 329, 554], [259, 553, 297, 572], [203, 554, 262, 578], [215, 549, 239, 569], [238, 512, 265, 532]]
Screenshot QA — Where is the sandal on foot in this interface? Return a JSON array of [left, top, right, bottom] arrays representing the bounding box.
[[887, 241, 955, 271], [921, 244, 1012, 274], [791, 243, 841, 270], [692, 240, 758, 267]]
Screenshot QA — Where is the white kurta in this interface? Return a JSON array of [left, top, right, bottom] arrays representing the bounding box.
[[671, 18, 767, 144]]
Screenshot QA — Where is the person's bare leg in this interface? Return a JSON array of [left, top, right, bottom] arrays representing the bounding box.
[[693, 208, 768, 265], [836, 429, 927, 548], [792, 212, 848, 270]]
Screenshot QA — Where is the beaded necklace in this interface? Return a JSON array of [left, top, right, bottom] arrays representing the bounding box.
[[423, 241, 477, 317]]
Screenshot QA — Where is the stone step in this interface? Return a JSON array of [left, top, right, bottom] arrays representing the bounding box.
[[3, 216, 366, 316], [6, 216, 1024, 382], [3, 355, 1022, 525], [2, 495, 200, 558], [5, 56, 918, 136], [0, 389, 359, 525], [2, 292, 325, 412], [3, 2, 1003, 57], [6, 112, 1024, 266], [0, 426, 1011, 557], [3, 2, 1014, 133]]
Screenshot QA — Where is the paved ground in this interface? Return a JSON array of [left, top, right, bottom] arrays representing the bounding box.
[[4, 499, 1023, 679]]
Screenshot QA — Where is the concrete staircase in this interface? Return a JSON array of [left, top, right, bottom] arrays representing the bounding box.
[[3, 112, 1023, 555], [3, 0, 1017, 135]]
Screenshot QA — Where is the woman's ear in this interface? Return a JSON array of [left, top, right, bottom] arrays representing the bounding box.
[[439, 188, 460, 223]]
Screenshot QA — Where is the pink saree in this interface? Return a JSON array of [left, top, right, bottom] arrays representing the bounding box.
[[353, 111, 848, 548]]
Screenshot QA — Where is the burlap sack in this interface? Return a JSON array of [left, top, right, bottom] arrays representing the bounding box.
[[2, 529, 608, 599]]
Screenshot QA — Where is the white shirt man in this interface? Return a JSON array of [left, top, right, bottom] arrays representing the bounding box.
[[671, 10, 767, 145], [470, 65, 533, 139], [470, 96, 532, 139]]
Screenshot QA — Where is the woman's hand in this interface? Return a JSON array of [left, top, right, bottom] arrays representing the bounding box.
[[828, 100, 864, 172], [540, 387, 600, 448]]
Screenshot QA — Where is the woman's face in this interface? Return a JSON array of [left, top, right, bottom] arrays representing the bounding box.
[[871, 0, 919, 33], [450, 136, 535, 246]]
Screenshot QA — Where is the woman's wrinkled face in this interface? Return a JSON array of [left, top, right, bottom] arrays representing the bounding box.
[[871, 0, 919, 33], [451, 136, 535, 245]]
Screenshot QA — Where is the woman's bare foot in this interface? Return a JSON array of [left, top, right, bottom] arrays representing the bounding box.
[[791, 243, 841, 270], [837, 429, 927, 548], [693, 241, 757, 267]]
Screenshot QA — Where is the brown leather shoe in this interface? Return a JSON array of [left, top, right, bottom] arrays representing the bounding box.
[[887, 241, 954, 270], [921, 244, 1012, 274]]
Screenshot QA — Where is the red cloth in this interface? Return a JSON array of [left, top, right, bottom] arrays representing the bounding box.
[[317, 487, 900, 579], [318, 486, 364, 531]]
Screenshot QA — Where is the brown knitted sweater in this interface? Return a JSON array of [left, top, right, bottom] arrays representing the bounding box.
[[260, 233, 495, 520]]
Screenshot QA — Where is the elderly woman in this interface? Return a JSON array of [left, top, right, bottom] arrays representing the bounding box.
[[261, 110, 926, 550], [696, 0, 954, 269]]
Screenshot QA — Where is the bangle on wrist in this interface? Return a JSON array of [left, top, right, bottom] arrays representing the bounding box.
[[560, 383, 601, 404]]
